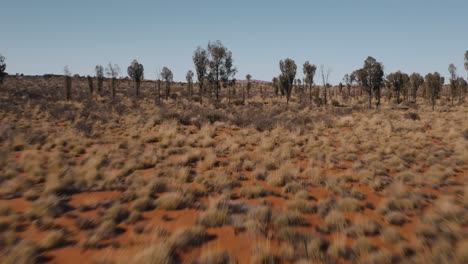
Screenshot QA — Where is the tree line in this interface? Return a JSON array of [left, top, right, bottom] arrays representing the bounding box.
[[0, 46, 467, 110]]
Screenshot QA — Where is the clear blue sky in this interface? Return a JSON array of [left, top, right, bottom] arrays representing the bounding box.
[[2, 0, 467, 83]]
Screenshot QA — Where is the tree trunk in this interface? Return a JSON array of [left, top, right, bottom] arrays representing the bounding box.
[[135, 80, 140, 97], [87, 76, 93, 95], [65, 76, 72, 101], [309, 84, 312, 105], [111, 78, 116, 100]]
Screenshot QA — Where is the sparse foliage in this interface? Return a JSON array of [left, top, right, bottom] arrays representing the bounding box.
[[64, 66, 72, 101], [279, 58, 297, 104], [409, 73, 424, 102], [193, 47, 209, 104], [357, 57, 384, 109], [127, 60, 144, 97], [207, 40, 236, 101], [106, 63, 120, 99], [303, 61, 317, 105], [245, 74, 252, 104], [448, 63, 457, 105], [387, 71, 406, 104], [95, 65, 104, 93], [161, 67, 173, 100], [0, 54, 6, 84], [186, 70, 194, 101], [425, 72, 444, 110]]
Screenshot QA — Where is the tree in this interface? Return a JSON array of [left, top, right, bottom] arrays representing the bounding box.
[[303, 61, 317, 105], [351, 68, 366, 98], [448, 63, 457, 105], [465, 51, 468, 78], [95, 65, 104, 93], [0, 54, 6, 85], [320, 65, 331, 105], [457, 77, 467, 102], [272, 77, 279, 96], [207, 40, 236, 101], [409, 73, 424, 102], [186, 70, 194, 101], [245, 74, 252, 103], [387, 71, 405, 104], [87, 75, 94, 95], [64, 66, 72, 101], [161, 67, 173, 100], [127, 60, 144, 97], [193, 47, 208, 104], [425, 72, 444, 110], [359, 57, 384, 109], [343, 74, 352, 98], [106, 63, 120, 99], [279, 58, 297, 104]]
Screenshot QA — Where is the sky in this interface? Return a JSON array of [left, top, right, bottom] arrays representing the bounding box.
[[2, 0, 467, 84]]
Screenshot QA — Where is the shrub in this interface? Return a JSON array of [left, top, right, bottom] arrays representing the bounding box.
[[131, 242, 176, 264], [337, 197, 362, 212], [169, 226, 207, 250], [285, 199, 316, 214], [198, 249, 236, 264], [155, 192, 188, 210], [274, 211, 308, 227], [348, 216, 381, 237], [380, 227, 402, 243], [385, 212, 407, 226], [131, 197, 154, 211], [104, 204, 129, 223], [3, 240, 39, 264], [197, 208, 229, 227], [324, 210, 348, 232], [240, 185, 268, 199], [40, 229, 67, 250], [327, 237, 350, 259]]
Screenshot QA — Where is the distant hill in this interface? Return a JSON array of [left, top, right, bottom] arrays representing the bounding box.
[[236, 79, 271, 84]]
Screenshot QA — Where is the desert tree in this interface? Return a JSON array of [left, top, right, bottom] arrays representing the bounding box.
[[0, 54, 6, 85], [303, 61, 317, 105], [207, 40, 236, 101], [160, 67, 173, 100], [457, 77, 467, 102], [465, 50, 468, 78], [409, 73, 424, 102], [64, 66, 72, 101], [279, 58, 297, 104], [425, 72, 444, 110], [359, 57, 384, 109], [127, 60, 144, 97], [245, 74, 252, 103], [351, 68, 366, 98], [106, 63, 120, 99], [193, 47, 209, 104], [387, 71, 405, 104], [272, 77, 279, 96], [343, 74, 352, 98], [95, 65, 104, 93], [448, 63, 457, 105], [320, 65, 331, 105], [186, 70, 194, 101], [87, 75, 94, 95], [401, 73, 410, 102], [221, 51, 237, 103]]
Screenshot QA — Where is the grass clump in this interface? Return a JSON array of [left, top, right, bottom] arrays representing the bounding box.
[[337, 197, 363, 212], [385, 212, 407, 226], [155, 192, 188, 210], [198, 249, 236, 264], [240, 185, 268, 199], [40, 229, 68, 250], [324, 210, 348, 232], [169, 226, 207, 250]]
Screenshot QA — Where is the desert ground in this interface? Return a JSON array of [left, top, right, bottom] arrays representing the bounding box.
[[0, 75, 467, 264]]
